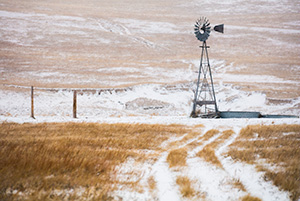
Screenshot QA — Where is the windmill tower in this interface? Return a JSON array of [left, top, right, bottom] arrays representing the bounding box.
[[191, 17, 224, 118]]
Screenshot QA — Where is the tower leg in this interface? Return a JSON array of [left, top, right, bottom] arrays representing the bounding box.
[[191, 42, 205, 117]]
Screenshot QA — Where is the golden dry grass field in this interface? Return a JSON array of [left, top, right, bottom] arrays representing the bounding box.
[[227, 124, 300, 201], [0, 123, 188, 200], [0, 123, 299, 200]]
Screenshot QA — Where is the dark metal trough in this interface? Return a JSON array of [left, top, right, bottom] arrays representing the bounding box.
[[218, 111, 298, 119]]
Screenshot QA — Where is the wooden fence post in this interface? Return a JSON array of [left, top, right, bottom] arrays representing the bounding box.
[[73, 90, 77, 118], [31, 86, 35, 119]]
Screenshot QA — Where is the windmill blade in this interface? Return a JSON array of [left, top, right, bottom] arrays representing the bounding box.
[[194, 17, 224, 41], [194, 17, 211, 41]]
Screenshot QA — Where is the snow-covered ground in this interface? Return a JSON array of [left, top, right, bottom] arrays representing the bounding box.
[[1, 77, 299, 123], [108, 118, 298, 201]]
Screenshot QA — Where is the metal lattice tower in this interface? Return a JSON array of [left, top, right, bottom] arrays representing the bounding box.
[[191, 41, 218, 118], [190, 17, 223, 118]]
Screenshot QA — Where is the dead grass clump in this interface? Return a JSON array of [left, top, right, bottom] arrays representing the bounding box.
[[228, 124, 300, 200], [170, 129, 219, 151], [167, 140, 182, 149], [231, 178, 246, 192], [167, 131, 200, 149], [0, 122, 188, 200], [227, 147, 257, 164], [239, 124, 300, 139], [221, 129, 235, 139], [196, 147, 222, 168], [147, 176, 156, 192], [176, 176, 195, 198], [196, 129, 234, 168], [201, 129, 219, 141], [207, 129, 234, 150], [167, 148, 188, 167], [265, 169, 300, 201], [186, 140, 201, 150], [240, 195, 262, 201], [181, 131, 201, 143], [193, 124, 205, 128]]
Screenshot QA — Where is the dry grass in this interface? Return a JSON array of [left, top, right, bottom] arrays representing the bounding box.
[[176, 176, 195, 198], [147, 176, 156, 192], [193, 124, 205, 128], [237, 124, 299, 139], [240, 195, 262, 201], [201, 129, 220, 141], [196, 129, 234, 168], [206, 129, 234, 150], [196, 147, 222, 168], [227, 124, 300, 201], [186, 140, 201, 150], [167, 148, 188, 167], [0, 122, 188, 200], [167, 131, 200, 149], [186, 129, 220, 150], [181, 131, 202, 143], [231, 178, 246, 192], [166, 125, 203, 149], [221, 129, 235, 139]]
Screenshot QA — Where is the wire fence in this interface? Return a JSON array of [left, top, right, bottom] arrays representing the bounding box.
[[1, 84, 194, 119], [1, 84, 133, 119]]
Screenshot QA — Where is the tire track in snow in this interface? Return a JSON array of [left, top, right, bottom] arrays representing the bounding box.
[[185, 128, 246, 200], [217, 128, 291, 201], [177, 125, 291, 201], [151, 133, 190, 200], [152, 152, 181, 201], [188, 131, 221, 157]]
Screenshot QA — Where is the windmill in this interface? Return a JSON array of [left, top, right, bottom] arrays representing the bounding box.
[[191, 17, 224, 118]]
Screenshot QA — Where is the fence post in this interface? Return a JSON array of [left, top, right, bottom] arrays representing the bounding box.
[[31, 86, 35, 119], [73, 90, 77, 118]]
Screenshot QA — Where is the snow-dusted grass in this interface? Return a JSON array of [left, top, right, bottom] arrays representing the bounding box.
[[196, 129, 234, 168], [167, 148, 188, 167], [0, 123, 188, 200], [1, 119, 299, 200], [241, 195, 262, 201], [227, 124, 300, 200], [197, 147, 223, 168], [176, 176, 195, 198]]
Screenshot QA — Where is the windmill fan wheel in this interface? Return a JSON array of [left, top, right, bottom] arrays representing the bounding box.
[[194, 17, 211, 42]]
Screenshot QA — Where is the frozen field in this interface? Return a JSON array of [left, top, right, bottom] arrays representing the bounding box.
[[0, 0, 300, 95], [0, 0, 299, 119], [0, 0, 300, 200]]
